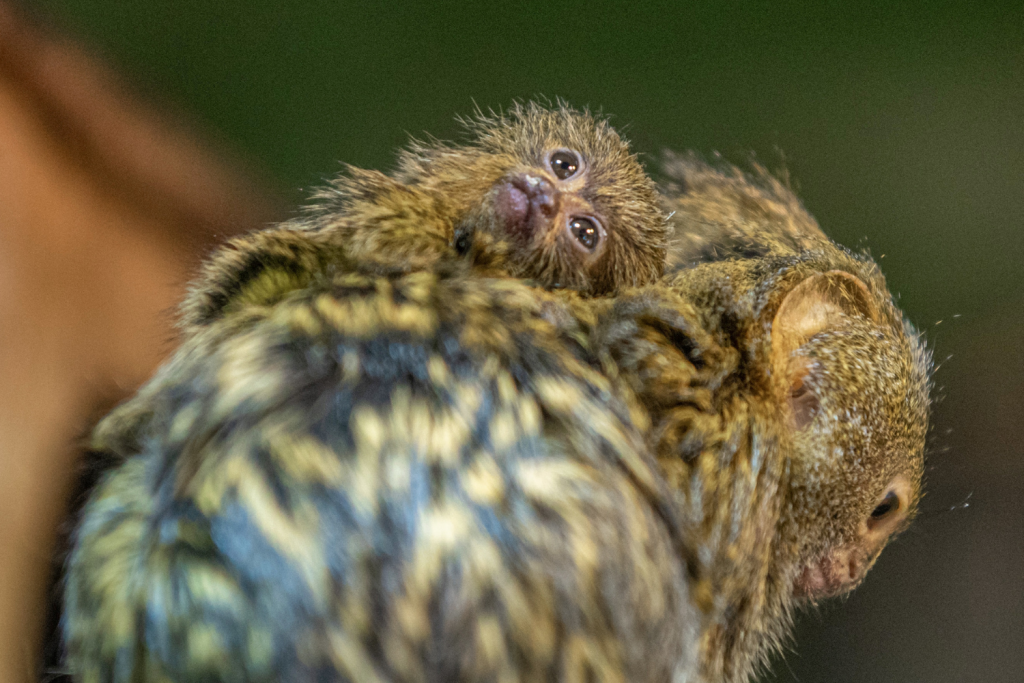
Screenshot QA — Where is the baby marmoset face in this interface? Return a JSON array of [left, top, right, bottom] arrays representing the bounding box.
[[395, 103, 667, 295]]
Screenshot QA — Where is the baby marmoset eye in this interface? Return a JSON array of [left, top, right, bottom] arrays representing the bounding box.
[[568, 216, 601, 251], [548, 148, 582, 179]]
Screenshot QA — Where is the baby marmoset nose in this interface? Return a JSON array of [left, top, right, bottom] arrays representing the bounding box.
[[520, 173, 559, 217], [494, 173, 559, 238]]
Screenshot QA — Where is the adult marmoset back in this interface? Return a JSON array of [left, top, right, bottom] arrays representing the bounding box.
[[65, 271, 699, 683]]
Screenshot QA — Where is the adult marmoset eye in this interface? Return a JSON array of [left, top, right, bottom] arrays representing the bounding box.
[[871, 491, 900, 519], [569, 217, 600, 250], [550, 150, 581, 180]]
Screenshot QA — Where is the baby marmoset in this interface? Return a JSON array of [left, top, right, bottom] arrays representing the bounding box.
[[62, 103, 692, 682], [86, 101, 670, 469], [183, 101, 667, 333], [61, 146, 930, 683]]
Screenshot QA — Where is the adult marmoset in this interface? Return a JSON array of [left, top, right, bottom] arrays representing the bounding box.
[[621, 153, 932, 681], [182, 101, 667, 333], [62, 157, 929, 683]]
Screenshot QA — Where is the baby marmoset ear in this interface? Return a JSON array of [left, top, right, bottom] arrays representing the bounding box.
[[770, 270, 880, 429]]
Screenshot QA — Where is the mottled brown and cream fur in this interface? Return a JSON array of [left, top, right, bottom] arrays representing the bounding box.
[[642, 154, 932, 681], [62, 148, 930, 683], [66, 271, 701, 683]]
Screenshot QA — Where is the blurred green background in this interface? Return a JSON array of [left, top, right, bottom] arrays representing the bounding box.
[[33, 1, 1023, 681]]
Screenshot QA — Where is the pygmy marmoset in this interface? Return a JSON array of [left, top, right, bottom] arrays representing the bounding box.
[[636, 152, 932, 680], [182, 101, 667, 335], [61, 145, 930, 683], [64, 103, 693, 682]]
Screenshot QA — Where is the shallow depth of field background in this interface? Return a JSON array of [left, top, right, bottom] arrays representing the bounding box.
[[31, 2, 1024, 681]]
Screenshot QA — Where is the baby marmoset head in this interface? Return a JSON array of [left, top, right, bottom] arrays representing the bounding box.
[[388, 101, 667, 294]]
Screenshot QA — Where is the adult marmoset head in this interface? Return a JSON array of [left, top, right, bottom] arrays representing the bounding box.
[[388, 101, 668, 294], [580, 153, 930, 680], [660, 152, 930, 596]]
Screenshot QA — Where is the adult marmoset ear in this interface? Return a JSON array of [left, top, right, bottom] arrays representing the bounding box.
[[771, 271, 880, 429], [770, 268, 922, 600]]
